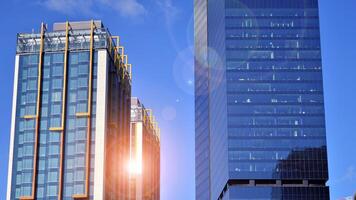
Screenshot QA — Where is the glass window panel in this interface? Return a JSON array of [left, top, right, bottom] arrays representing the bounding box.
[[51, 92, 62, 102]]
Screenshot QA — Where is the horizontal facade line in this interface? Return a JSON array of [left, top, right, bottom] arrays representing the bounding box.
[[225, 16, 319, 19], [227, 136, 326, 139], [227, 91, 323, 94], [226, 37, 320, 40], [228, 159, 327, 163], [226, 27, 319, 30], [228, 146, 327, 151], [227, 58, 321, 61], [226, 48, 321, 51], [227, 69, 322, 72], [227, 103, 324, 106], [227, 114, 325, 117], [228, 125, 325, 128], [226, 80, 323, 83]]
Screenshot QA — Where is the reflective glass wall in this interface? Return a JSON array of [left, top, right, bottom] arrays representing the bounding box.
[[10, 51, 97, 200], [194, 0, 329, 199], [225, 0, 329, 198], [9, 21, 132, 200]]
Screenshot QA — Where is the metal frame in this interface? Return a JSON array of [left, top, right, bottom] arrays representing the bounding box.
[[57, 21, 70, 200], [19, 22, 46, 200], [72, 19, 95, 200]]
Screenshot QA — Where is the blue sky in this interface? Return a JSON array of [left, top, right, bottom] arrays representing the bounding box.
[[0, 0, 355, 199]]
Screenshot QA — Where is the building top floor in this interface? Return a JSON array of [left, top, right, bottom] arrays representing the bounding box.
[[131, 97, 160, 141]]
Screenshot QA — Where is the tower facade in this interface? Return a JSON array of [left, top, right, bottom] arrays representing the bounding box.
[[194, 0, 330, 199], [7, 20, 132, 200], [129, 97, 160, 200]]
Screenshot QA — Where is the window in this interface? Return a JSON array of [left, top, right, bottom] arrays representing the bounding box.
[[65, 186, 73, 197], [66, 158, 74, 169], [79, 52, 89, 62], [75, 170, 84, 181], [76, 157, 85, 167], [18, 134, 23, 144], [49, 145, 59, 155], [49, 132, 60, 142], [67, 119, 75, 130], [77, 103, 87, 112], [76, 143, 86, 153], [78, 64, 88, 74], [69, 92, 77, 102], [52, 92, 62, 102], [41, 107, 48, 117], [22, 172, 32, 183], [28, 55, 38, 64], [37, 187, 44, 198], [70, 67, 78, 77], [37, 173, 45, 184], [76, 130, 86, 140], [25, 105, 36, 115], [52, 79, 63, 89], [43, 68, 50, 78], [40, 120, 48, 130], [66, 172, 73, 183], [53, 53, 64, 63], [78, 78, 88, 88], [28, 80, 37, 90], [69, 79, 77, 90], [47, 185, 57, 196], [48, 158, 58, 168], [26, 93, 36, 103], [74, 184, 84, 194], [52, 66, 63, 76], [70, 54, 79, 65], [39, 159, 46, 170], [23, 159, 33, 169], [16, 174, 21, 184], [21, 83, 27, 92], [68, 105, 76, 115], [50, 117, 61, 127], [44, 55, 51, 66], [76, 118, 87, 127], [51, 104, 61, 115], [78, 90, 87, 100], [22, 70, 28, 80], [43, 81, 49, 91], [17, 147, 23, 157], [42, 94, 49, 103], [39, 146, 46, 157], [25, 119, 35, 130], [23, 132, 34, 142], [67, 132, 75, 142], [48, 171, 58, 182], [19, 121, 25, 132], [23, 186, 31, 196], [28, 67, 38, 77], [23, 145, 33, 156], [21, 94, 26, 105]]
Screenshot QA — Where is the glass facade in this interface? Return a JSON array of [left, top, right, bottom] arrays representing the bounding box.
[[11, 54, 39, 199], [8, 21, 132, 200], [62, 51, 97, 199], [129, 98, 160, 200], [194, 0, 329, 199]]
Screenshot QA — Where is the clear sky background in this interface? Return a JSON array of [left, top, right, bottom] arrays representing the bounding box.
[[0, 0, 355, 199]]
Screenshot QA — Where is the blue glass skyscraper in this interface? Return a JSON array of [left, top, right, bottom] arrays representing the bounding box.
[[194, 0, 329, 199], [7, 21, 132, 200]]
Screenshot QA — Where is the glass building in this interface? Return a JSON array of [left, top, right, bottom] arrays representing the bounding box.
[[129, 97, 160, 200], [7, 21, 132, 200], [194, 0, 329, 199]]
